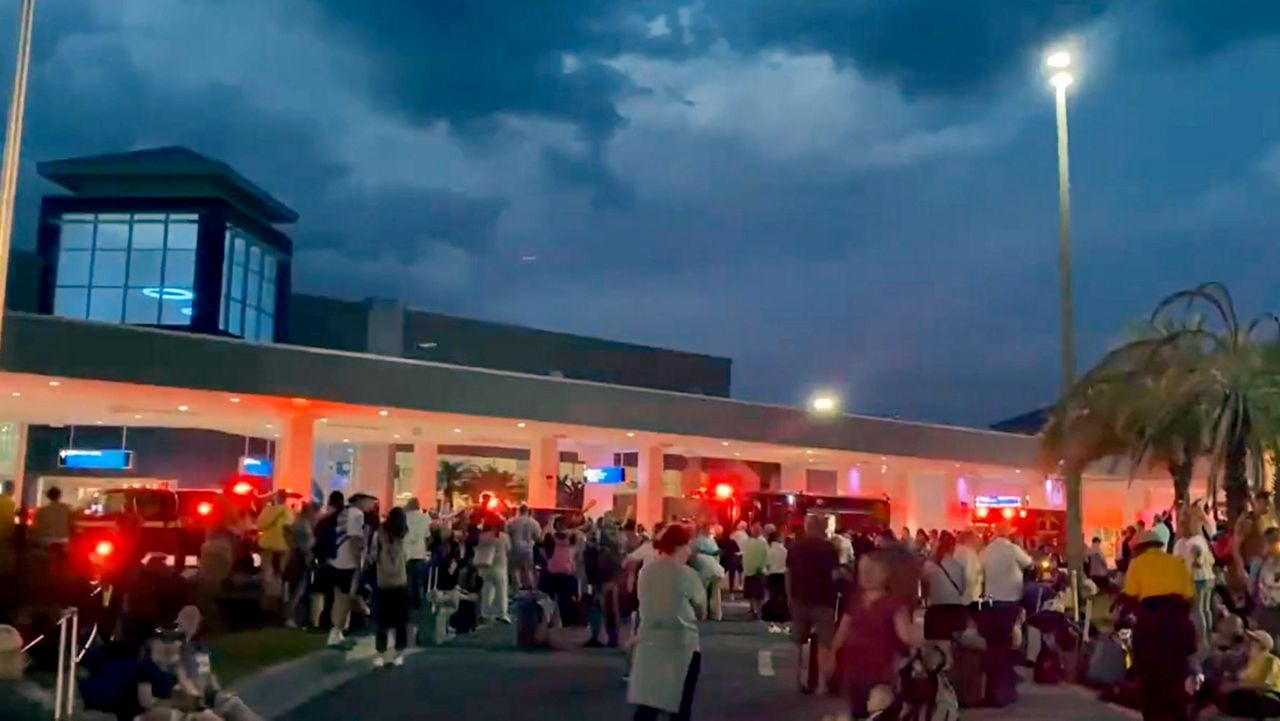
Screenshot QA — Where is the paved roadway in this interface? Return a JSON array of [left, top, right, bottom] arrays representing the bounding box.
[[276, 619, 1139, 721]]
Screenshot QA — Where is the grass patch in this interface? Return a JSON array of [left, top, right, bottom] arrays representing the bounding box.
[[207, 627, 327, 686]]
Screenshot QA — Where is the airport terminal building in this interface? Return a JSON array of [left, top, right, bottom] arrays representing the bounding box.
[[0, 147, 1178, 532]]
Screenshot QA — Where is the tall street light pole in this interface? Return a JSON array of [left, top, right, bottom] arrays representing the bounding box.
[[1047, 50, 1084, 581], [0, 0, 37, 353]]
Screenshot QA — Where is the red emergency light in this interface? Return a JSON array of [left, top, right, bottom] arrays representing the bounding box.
[[975, 507, 990, 520], [196, 501, 214, 516], [94, 540, 114, 558], [713, 483, 734, 500], [1001, 508, 1015, 520], [231, 481, 255, 496]]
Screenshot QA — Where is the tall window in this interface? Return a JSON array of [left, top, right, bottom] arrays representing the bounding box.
[[220, 225, 277, 342], [53, 213, 199, 326]]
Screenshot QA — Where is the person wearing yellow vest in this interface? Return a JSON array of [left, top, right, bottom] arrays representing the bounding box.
[[256, 491, 294, 603], [1122, 529, 1196, 721]]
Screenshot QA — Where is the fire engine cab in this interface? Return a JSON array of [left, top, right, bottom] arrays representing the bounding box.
[[964, 495, 1066, 554]]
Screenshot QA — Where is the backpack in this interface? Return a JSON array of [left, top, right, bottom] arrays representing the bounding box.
[[881, 647, 959, 721], [313, 511, 340, 562]]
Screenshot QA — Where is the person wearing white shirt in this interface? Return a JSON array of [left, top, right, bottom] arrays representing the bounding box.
[[981, 532, 1033, 604], [953, 530, 985, 606], [328, 494, 377, 647], [404, 498, 431, 609], [1173, 520, 1215, 650]]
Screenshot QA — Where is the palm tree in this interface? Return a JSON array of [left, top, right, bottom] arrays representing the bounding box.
[[437, 459, 475, 509], [1044, 283, 1280, 524]]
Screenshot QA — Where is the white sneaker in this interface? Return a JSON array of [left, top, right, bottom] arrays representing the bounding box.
[[391, 653, 405, 667], [372, 655, 386, 668], [327, 628, 346, 646]]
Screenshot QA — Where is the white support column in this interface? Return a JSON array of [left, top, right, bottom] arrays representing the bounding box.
[[353, 443, 393, 508], [413, 442, 439, 511], [781, 463, 807, 493], [526, 436, 558, 508], [275, 412, 315, 499], [837, 461, 858, 496], [636, 445, 665, 530]]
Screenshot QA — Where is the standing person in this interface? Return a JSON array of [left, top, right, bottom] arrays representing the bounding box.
[[718, 526, 743, 597], [308, 491, 345, 629], [585, 518, 625, 647], [730, 522, 750, 592], [954, 530, 984, 606], [0, 481, 15, 576], [372, 507, 410, 667], [786, 514, 841, 694], [740, 523, 768, 619], [1253, 529, 1280, 650], [914, 529, 932, 558], [922, 531, 969, 642], [1086, 537, 1111, 589], [1119, 526, 1137, 573], [1236, 493, 1279, 579], [282, 502, 316, 628], [833, 550, 923, 720], [1173, 514, 1214, 651], [255, 490, 294, 610], [691, 523, 726, 622], [327, 493, 376, 647], [763, 529, 790, 631], [476, 519, 512, 624], [980, 522, 1033, 707], [403, 498, 431, 611], [1121, 529, 1196, 721], [627, 524, 707, 721], [545, 519, 581, 624], [32, 486, 73, 573], [507, 505, 542, 592]]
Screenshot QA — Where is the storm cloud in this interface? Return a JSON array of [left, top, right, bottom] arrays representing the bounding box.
[[5, 0, 1280, 425]]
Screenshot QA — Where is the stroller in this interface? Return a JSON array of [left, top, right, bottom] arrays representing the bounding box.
[[870, 644, 960, 721]]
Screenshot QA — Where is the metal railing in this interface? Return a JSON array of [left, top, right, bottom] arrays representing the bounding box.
[[52, 606, 78, 721]]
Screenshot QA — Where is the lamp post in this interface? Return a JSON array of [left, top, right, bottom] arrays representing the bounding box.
[[0, 0, 36, 352], [1046, 49, 1085, 581]]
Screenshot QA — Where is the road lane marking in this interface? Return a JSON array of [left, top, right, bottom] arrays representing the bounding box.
[[757, 649, 775, 676]]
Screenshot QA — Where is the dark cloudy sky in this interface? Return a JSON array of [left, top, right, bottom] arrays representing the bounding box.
[[3, 1, 1280, 427]]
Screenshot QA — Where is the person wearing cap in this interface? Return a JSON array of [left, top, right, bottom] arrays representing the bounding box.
[[0, 624, 51, 721], [1122, 528, 1196, 721], [1209, 628, 1280, 720]]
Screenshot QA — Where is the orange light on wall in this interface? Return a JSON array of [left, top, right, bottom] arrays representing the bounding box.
[[714, 483, 734, 500]]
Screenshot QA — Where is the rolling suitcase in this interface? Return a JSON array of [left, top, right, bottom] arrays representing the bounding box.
[[950, 645, 985, 708]]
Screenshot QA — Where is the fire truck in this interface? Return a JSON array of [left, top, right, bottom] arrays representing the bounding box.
[[964, 495, 1067, 554], [679, 483, 891, 535]]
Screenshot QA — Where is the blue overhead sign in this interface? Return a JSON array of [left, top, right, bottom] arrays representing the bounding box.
[[58, 448, 134, 470], [585, 466, 625, 485], [240, 456, 273, 478]]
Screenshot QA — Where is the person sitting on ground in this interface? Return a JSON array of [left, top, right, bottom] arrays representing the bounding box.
[[173, 606, 264, 721], [1205, 629, 1280, 720], [0, 625, 52, 721]]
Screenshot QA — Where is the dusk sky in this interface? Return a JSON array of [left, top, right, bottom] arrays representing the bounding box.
[[4, 2, 1280, 427]]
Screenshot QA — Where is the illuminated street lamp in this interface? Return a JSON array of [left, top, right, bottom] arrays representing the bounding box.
[[0, 0, 36, 352], [1045, 46, 1085, 588], [810, 394, 840, 414]]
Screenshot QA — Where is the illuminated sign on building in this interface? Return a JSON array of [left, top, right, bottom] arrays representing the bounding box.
[[585, 466, 625, 485], [240, 456, 273, 478], [58, 448, 134, 470], [974, 495, 1022, 508]]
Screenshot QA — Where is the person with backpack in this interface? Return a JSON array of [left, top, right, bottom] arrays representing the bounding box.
[[327, 493, 377, 647], [372, 508, 410, 667], [308, 491, 345, 628]]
